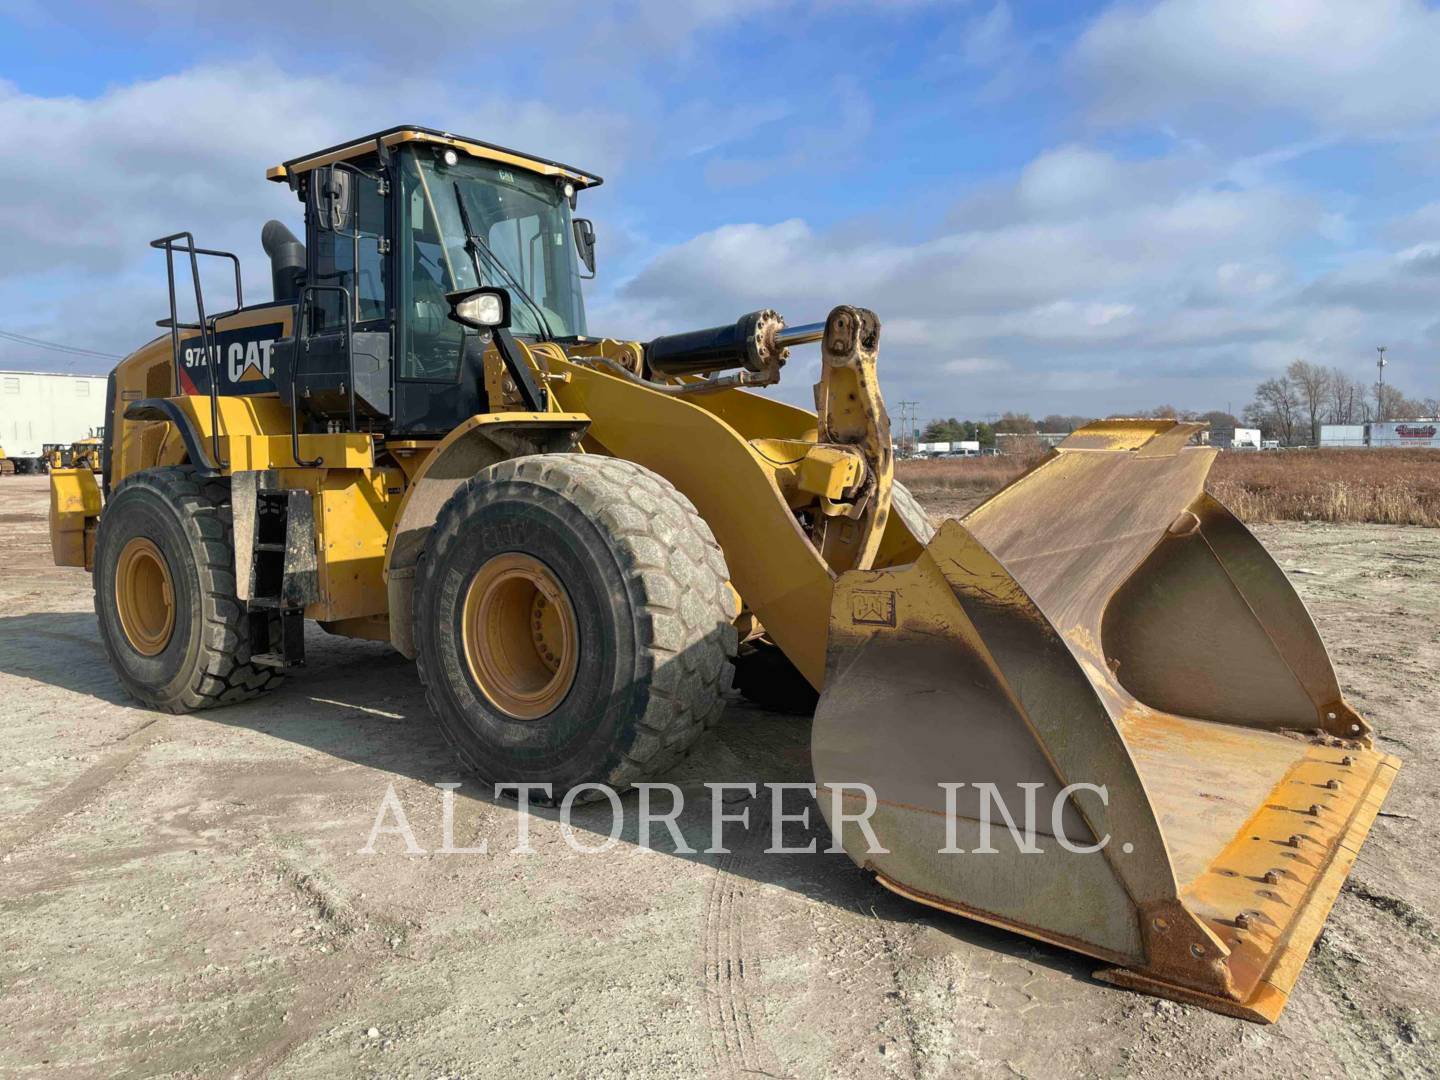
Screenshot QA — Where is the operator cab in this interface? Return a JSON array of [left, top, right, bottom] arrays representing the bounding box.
[[265, 126, 601, 437]]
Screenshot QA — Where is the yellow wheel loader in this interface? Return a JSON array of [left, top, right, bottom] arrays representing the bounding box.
[[43, 437, 102, 474], [49, 125, 1397, 1022]]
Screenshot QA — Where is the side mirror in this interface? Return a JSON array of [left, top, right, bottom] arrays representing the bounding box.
[[308, 166, 354, 233], [573, 218, 596, 278], [446, 286, 511, 330]]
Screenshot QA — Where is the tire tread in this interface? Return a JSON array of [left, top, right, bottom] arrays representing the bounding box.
[[97, 466, 283, 712], [415, 454, 736, 795]]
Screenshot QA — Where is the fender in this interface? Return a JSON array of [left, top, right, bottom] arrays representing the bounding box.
[[124, 398, 219, 475], [383, 412, 590, 658]]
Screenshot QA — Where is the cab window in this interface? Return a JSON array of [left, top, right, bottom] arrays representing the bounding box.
[[310, 163, 388, 331], [399, 150, 465, 380]]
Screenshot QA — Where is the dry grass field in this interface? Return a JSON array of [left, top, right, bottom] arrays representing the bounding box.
[[898, 447, 1440, 526]]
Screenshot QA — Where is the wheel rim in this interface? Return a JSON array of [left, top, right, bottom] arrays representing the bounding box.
[[115, 536, 175, 656], [462, 553, 579, 720]]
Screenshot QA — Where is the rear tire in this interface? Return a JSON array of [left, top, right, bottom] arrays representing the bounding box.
[[414, 454, 737, 798], [94, 466, 283, 712]]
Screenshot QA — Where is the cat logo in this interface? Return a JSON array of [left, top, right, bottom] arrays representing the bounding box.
[[850, 590, 896, 627], [178, 321, 284, 396], [227, 338, 277, 383]]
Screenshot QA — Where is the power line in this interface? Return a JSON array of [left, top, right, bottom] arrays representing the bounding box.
[[0, 329, 123, 360]]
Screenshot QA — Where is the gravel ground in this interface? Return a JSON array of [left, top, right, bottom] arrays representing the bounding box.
[[0, 473, 1436, 1078]]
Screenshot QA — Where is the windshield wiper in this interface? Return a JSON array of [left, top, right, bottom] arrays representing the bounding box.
[[452, 181, 555, 342]]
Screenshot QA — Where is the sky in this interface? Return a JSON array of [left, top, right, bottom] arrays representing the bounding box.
[[1, 0, 1438, 422]]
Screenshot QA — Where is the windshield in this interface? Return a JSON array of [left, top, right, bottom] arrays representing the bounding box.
[[400, 147, 587, 379]]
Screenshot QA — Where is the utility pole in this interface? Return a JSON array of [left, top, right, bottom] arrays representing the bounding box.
[[1376, 346, 1388, 420], [898, 401, 919, 454]]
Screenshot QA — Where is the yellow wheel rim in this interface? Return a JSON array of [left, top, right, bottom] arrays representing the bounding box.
[[115, 536, 175, 656], [462, 553, 579, 720]]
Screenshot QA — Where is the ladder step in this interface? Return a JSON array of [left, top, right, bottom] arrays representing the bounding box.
[[254, 542, 286, 552], [247, 597, 281, 610]]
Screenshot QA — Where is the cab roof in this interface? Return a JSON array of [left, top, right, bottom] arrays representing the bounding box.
[[266, 125, 602, 189]]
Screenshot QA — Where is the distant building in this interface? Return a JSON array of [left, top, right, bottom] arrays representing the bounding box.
[[0, 370, 108, 472]]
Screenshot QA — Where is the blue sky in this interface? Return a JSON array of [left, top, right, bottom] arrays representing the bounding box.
[[2, 0, 1438, 422]]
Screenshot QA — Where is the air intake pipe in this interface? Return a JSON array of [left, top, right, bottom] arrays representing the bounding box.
[[262, 220, 306, 304]]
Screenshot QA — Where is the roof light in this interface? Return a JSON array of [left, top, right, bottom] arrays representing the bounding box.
[[442, 149, 459, 167]]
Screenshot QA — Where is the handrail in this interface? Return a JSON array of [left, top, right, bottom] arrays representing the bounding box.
[[149, 233, 243, 470]]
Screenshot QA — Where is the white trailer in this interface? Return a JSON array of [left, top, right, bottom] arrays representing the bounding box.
[[1213, 427, 1262, 450], [0, 370, 108, 472], [1369, 420, 1440, 449], [1320, 424, 1367, 448]]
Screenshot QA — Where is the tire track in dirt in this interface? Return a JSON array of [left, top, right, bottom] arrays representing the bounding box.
[[0, 714, 166, 859], [227, 949, 377, 1079], [216, 835, 413, 1078], [701, 795, 785, 1078]]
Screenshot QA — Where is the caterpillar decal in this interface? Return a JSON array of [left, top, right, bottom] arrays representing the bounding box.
[[176, 314, 288, 397]]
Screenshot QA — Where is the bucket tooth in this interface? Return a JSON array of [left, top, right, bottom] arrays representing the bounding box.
[[814, 419, 1399, 1021]]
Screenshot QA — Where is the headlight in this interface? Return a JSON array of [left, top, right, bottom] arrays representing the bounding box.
[[446, 287, 511, 330]]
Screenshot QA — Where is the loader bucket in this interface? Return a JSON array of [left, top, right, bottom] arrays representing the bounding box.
[[813, 420, 1399, 1022]]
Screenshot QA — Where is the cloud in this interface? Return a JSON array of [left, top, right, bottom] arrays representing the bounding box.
[[618, 149, 1316, 328], [602, 141, 1440, 416], [1072, 0, 1440, 136], [0, 60, 629, 363]]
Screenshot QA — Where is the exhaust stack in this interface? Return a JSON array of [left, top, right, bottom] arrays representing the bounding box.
[[261, 220, 306, 304]]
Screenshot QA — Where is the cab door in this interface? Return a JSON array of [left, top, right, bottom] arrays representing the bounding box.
[[300, 160, 393, 424]]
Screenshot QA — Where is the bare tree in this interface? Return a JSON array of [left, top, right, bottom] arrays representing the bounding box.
[[1248, 376, 1299, 444], [1376, 382, 1408, 422], [1395, 392, 1431, 419], [1286, 360, 1330, 445], [1326, 367, 1365, 424], [995, 411, 1035, 434], [1036, 414, 1096, 433], [1198, 409, 1239, 431]]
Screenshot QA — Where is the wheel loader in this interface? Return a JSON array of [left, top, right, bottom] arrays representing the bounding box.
[[48, 125, 1397, 1022], [44, 434, 104, 474]]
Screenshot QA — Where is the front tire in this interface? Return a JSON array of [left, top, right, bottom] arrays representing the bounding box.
[[94, 466, 282, 712], [415, 454, 737, 798]]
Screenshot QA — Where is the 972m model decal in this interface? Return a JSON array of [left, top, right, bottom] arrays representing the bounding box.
[[177, 322, 284, 396]]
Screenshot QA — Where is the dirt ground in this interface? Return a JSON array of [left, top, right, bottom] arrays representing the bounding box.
[[1, 473, 1436, 1079]]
